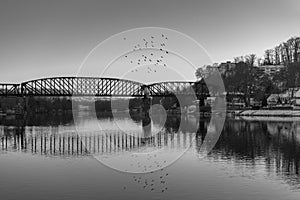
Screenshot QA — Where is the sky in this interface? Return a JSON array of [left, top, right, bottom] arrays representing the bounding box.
[[0, 0, 300, 83]]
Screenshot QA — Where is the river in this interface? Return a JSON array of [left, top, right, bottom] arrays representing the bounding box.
[[0, 113, 300, 200]]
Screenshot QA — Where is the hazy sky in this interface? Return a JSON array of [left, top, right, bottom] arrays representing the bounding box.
[[0, 0, 300, 83]]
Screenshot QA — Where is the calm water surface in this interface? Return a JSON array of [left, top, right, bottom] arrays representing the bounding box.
[[0, 113, 300, 200]]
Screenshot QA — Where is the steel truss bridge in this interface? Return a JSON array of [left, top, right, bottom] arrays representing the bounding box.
[[0, 77, 208, 97]]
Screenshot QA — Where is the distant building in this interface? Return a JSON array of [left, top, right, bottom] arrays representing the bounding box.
[[267, 94, 281, 106], [285, 87, 300, 98], [294, 90, 300, 105], [202, 61, 236, 77], [267, 88, 300, 106], [217, 61, 236, 76], [259, 65, 284, 76], [205, 65, 216, 71], [226, 92, 246, 108]]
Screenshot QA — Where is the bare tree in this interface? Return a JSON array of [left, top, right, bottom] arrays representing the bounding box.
[[294, 37, 300, 62], [289, 37, 300, 63], [279, 43, 286, 64], [259, 37, 300, 66], [245, 54, 257, 66], [264, 49, 274, 65], [283, 41, 292, 64], [195, 64, 219, 80], [257, 58, 263, 66], [195, 66, 205, 80], [234, 56, 244, 63], [274, 46, 281, 64]]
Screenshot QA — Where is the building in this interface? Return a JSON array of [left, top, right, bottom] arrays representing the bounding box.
[[226, 92, 246, 108], [267, 88, 300, 107], [292, 88, 300, 107], [267, 94, 282, 106], [259, 65, 285, 76]]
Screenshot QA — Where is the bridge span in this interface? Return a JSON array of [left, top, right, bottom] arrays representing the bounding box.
[[0, 76, 208, 97]]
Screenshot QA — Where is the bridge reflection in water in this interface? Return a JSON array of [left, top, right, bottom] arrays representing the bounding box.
[[1, 116, 300, 188], [0, 126, 197, 157]]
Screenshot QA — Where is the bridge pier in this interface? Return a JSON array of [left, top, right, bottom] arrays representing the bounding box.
[[141, 86, 152, 138]]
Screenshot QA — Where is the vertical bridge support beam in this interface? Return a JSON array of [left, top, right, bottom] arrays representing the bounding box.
[[141, 85, 151, 126]]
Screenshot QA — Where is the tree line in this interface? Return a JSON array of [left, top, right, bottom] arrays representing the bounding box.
[[232, 36, 300, 66], [263, 37, 300, 65]]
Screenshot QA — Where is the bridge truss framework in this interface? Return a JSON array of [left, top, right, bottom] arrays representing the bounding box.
[[0, 77, 208, 97]]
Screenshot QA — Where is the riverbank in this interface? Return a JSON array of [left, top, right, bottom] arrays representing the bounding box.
[[229, 109, 300, 117]]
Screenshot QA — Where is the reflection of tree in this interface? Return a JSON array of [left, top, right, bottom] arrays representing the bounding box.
[[204, 119, 300, 188], [195, 119, 208, 151], [142, 112, 151, 139]]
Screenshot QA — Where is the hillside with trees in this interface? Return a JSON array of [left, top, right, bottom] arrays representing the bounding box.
[[195, 36, 300, 107]]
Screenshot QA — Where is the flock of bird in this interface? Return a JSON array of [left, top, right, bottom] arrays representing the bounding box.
[[132, 170, 169, 193], [125, 153, 169, 172], [122, 150, 171, 193], [120, 33, 171, 194], [122, 167, 170, 194], [122, 34, 170, 74]]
